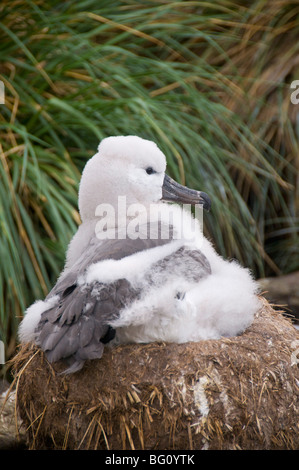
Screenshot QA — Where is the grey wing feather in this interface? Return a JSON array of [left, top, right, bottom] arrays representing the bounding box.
[[146, 246, 211, 287], [37, 279, 141, 374]]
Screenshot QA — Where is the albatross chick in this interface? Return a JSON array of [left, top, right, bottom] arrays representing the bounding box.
[[18, 136, 260, 373]]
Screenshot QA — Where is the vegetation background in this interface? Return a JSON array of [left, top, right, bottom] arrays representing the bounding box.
[[0, 0, 298, 361]]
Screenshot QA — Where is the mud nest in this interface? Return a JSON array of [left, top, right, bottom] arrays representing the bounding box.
[[12, 298, 299, 450]]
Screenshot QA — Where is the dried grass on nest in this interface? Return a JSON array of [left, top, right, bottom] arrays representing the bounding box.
[[11, 298, 299, 450]]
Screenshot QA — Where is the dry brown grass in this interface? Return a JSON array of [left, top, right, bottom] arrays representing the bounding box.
[[11, 298, 299, 450]]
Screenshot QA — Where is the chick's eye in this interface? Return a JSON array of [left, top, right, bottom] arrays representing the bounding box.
[[146, 167, 156, 175]]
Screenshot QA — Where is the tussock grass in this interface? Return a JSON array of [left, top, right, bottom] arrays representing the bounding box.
[[0, 0, 298, 356]]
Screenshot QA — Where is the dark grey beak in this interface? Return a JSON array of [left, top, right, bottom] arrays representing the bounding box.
[[162, 174, 211, 211]]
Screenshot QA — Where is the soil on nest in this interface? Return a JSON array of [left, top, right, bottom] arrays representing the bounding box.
[[11, 298, 299, 450]]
